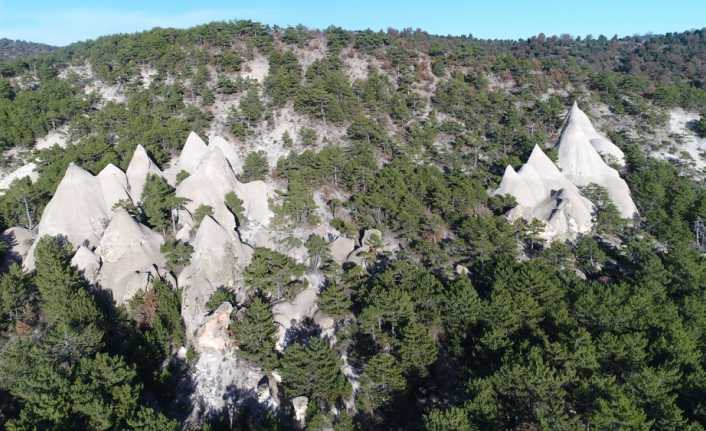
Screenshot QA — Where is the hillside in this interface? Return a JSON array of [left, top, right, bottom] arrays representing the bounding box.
[[0, 38, 55, 60], [0, 21, 706, 430]]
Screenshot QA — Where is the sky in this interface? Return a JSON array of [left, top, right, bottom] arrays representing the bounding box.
[[0, 0, 704, 46]]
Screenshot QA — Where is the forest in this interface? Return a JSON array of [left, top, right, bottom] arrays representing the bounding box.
[[0, 20, 706, 430]]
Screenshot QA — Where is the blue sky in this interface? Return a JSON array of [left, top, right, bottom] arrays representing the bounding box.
[[1, 0, 704, 46]]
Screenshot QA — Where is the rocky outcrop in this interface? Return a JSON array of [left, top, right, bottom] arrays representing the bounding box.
[[71, 246, 100, 284], [125, 144, 163, 203], [25, 164, 113, 269], [96, 163, 131, 210], [562, 102, 625, 166], [179, 216, 252, 338], [95, 208, 167, 303], [1, 227, 35, 268], [555, 103, 637, 219], [194, 302, 233, 353], [291, 396, 308, 427], [494, 145, 594, 241], [272, 273, 324, 350], [189, 304, 277, 418], [177, 131, 209, 175], [329, 236, 355, 264]]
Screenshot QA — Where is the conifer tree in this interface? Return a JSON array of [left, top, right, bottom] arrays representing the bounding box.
[[399, 322, 438, 377], [230, 296, 278, 370], [318, 281, 352, 321], [279, 337, 350, 407]]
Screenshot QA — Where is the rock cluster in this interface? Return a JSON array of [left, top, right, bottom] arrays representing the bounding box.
[[494, 102, 637, 240]]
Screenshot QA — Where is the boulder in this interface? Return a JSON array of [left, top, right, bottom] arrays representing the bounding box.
[[272, 273, 323, 350], [179, 216, 252, 338], [95, 208, 166, 303], [71, 246, 101, 284], [125, 144, 163, 203]]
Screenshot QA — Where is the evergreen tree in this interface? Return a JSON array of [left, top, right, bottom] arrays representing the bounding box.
[[230, 296, 278, 370], [318, 281, 352, 321], [224, 191, 245, 228], [399, 322, 438, 377], [240, 151, 269, 182], [359, 352, 406, 411], [279, 337, 350, 407], [243, 247, 306, 300]]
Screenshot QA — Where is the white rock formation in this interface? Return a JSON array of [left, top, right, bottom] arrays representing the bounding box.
[[562, 101, 626, 166], [493, 145, 594, 241], [96, 164, 131, 210], [329, 236, 355, 264], [71, 246, 101, 284], [95, 208, 166, 303], [177, 131, 209, 175], [272, 273, 324, 350], [179, 216, 252, 338], [555, 104, 638, 219], [25, 163, 112, 268], [291, 396, 309, 427], [125, 144, 163, 203], [209, 135, 242, 173], [194, 302, 234, 353], [1, 227, 35, 267], [0, 162, 38, 193], [189, 304, 276, 417]]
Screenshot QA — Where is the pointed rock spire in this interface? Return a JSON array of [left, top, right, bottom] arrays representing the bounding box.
[[126, 144, 163, 203]]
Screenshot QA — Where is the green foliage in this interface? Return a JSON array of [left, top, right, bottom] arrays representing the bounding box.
[[276, 173, 320, 225], [424, 407, 473, 431], [0, 177, 44, 230], [205, 287, 238, 312], [239, 150, 269, 182], [299, 127, 317, 146], [359, 352, 406, 411], [0, 263, 36, 331], [192, 204, 214, 230], [224, 191, 245, 227], [318, 281, 352, 321], [175, 169, 190, 185], [265, 50, 302, 106], [141, 174, 186, 233], [243, 247, 306, 300], [280, 337, 350, 407], [582, 183, 627, 235], [160, 239, 194, 270], [230, 296, 278, 369]]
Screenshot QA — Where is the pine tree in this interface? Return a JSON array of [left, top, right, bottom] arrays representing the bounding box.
[[240, 151, 269, 182], [399, 322, 438, 377], [318, 281, 352, 321], [359, 352, 406, 411], [279, 337, 350, 407], [0, 263, 36, 330], [244, 247, 306, 300], [230, 296, 278, 370], [305, 234, 329, 270], [225, 191, 246, 228]]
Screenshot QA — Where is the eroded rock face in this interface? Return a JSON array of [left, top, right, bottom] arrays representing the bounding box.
[[25, 163, 113, 269], [71, 246, 100, 284], [95, 208, 167, 303], [555, 103, 637, 219], [194, 302, 233, 353], [177, 131, 209, 175], [189, 302, 277, 419], [494, 145, 594, 241], [125, 144, 163, 203], [180, 216, 252, 338], [563, 101, 626, 166], [1, 227, 35, 268], [96, 163, 131, 211]]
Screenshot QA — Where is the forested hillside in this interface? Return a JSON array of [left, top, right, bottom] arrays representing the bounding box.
[[0, 21, 706, 430], [0, 38, 55, 60]]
